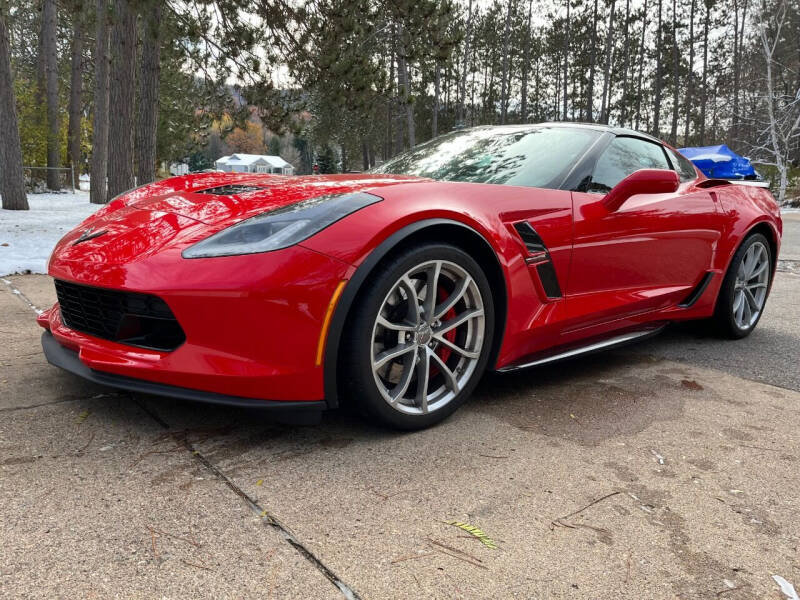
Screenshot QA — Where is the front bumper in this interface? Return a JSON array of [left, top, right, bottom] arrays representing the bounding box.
[[41, 331, 326, 413], [40, 244, 353, 405]]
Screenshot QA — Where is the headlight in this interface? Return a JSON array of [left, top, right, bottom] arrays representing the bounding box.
[[182, 191, 382, 258]]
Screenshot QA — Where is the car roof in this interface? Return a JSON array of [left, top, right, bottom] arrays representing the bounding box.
[[459, 122, 664, 145]]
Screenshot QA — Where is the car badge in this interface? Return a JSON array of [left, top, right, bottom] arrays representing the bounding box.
[[72, 227, 108, 246]]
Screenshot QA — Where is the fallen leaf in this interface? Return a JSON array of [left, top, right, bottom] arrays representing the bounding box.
[[256, 479, 264, 486], [446, 521, 498, 549], [681, 379, 703, 391], [76, 410, 90, 424]]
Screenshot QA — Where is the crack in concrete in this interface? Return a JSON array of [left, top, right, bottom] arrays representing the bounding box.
[[132, 395, 361, 600], [1, 277, 43, 314], [4, 283, 361, 598]]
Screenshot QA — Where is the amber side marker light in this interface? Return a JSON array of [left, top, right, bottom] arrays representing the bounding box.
[[315, 280, 347, 366]]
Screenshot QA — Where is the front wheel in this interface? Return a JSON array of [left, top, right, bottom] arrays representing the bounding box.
[[341, 243, 494, 430], [712, 233, 773, 339]]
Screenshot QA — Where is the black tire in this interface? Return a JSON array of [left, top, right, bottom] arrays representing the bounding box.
[[340, 243, 495, 430], [712, 232, 772, 339]]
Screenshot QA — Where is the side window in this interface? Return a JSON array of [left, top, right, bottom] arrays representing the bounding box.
[[667, 148, 699, 182], [589, 137, 671, 193]]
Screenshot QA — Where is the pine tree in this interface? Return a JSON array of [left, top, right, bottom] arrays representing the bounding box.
[[90, 0, 110, 204], [0, 5, 28, 210]]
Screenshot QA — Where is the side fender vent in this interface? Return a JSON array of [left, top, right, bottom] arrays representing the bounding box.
[[678, 272, 714, 308], [512, 222, 562, 298], [513, 222, 549, 257]]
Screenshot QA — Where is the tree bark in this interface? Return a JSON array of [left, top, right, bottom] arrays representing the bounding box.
[[432, 60, 440, 136], [563, 0, 570, 121], [500, 0, 513, 124], [458, 0, 473, 126], [683, 0, 696, 144], [652, 0, 663, 137], [669, 0, 679, 144], [587, 0, 599, 121], [401, 57, 415, 147], [67, 8, 84, 186], [699, 0, 710, 145], [90, 0, 110, 205], [620, 0, 631, 126], [387, 42, 395, 157], [600, 0, 616, 124], [731, 0, 747, 143], [107, 0, 137, 198], [0, 8, 28, 210], [520, 0, 533, 122], [43, 0, 60, 190], [135, 1, 161, 185], [634, 0, 648, 130]]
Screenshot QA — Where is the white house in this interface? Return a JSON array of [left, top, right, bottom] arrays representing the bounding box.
[[169, 162, 190, 176], [214, 154, 295, 175]]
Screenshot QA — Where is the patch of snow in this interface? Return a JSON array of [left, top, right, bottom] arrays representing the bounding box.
[[0, 192, 101, 276]]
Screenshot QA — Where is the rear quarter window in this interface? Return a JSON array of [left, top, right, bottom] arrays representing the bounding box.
[[668, 148, 699, 182]]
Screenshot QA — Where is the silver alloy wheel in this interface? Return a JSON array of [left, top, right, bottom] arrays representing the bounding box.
[[732, 241, 770, 330], [370, 259, 486, 415]]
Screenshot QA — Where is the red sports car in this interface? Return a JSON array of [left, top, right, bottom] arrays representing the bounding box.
[[39, 123, 782, 429]]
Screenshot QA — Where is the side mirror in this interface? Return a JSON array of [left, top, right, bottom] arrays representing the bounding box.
[[603, 169, 680, 212]]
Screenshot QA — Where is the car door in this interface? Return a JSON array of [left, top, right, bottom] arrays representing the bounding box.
[[565, 135, 723, 330]]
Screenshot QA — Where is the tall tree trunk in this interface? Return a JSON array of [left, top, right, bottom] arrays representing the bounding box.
[[500, 0, 513, 124], [520, 0, 533, 122], [587, 0, 599, 121], [620, 0, 631, 126], [394, 57, 404, 152], [387, 43, 395, 157], [90, 0, 110, 204], [398, 43, 415, 148], [432, 60, 441, 137], [634, 0, 648, 130], [600, 0, 616, 124], [669, 0, 679, 144], [135, 1, 161, 185], [652, 0, 663, 137], [731, 0, 747, 143], [43, 0, 60, 190], [563, 0, 571, 120], [683, 0, 696, 144], [67, 8, 84, 187], [0, 8, 28, 210], [458, 0, 473, 125], [699, 0, 710, 145], [107, 0, 137, 197]]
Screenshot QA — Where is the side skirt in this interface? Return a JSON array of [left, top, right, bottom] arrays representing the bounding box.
[[497, 325, 666, 372]]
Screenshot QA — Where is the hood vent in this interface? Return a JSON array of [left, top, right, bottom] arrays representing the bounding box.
[[198, 184, 265, 196]]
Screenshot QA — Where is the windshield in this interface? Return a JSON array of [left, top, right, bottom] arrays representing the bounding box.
[[372, 126, 601, 189]]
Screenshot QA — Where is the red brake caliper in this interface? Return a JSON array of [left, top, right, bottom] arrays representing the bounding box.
[[435, 286, 457, 365]]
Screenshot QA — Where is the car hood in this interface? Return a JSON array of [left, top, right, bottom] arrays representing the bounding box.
[[100, 173, 425, 225], [50, 173, 425, 269]]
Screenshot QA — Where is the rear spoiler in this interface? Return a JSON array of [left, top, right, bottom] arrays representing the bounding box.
[[697, 178, 771, 189]]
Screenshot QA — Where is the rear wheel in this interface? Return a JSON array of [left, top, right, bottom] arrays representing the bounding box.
[[341, 243, 494, 430], [712, 233, 772, 339]]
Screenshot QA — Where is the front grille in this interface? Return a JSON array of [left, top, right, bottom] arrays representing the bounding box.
[[54, 280, 185, 351]]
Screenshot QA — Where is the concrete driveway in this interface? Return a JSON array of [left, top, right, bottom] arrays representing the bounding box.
[[2, 216, 799, 599]]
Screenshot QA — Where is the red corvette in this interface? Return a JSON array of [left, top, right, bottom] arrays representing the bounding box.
[[39, 123, 782, 429]]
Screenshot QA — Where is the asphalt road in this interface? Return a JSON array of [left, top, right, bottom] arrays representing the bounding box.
[[1, 215, 799, 599]]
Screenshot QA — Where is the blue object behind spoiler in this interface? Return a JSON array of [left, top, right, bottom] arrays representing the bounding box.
[[678, 145, 758, 179]]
